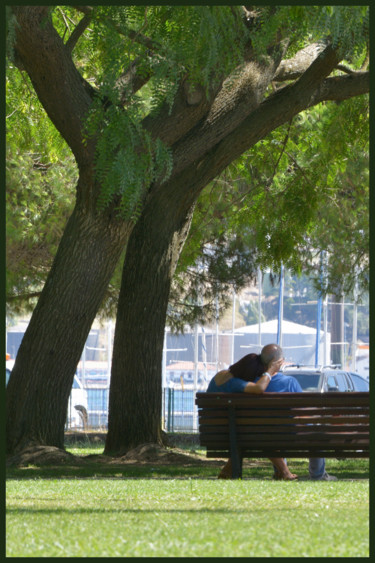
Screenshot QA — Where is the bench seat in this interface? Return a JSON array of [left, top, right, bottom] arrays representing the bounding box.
[[195, 392, 369, 478]]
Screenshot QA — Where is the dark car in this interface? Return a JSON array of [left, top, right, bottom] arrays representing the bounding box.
[[280, 366, 369, 392]]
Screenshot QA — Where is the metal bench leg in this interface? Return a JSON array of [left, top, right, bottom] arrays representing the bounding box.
[[229, 406, 243, 479]]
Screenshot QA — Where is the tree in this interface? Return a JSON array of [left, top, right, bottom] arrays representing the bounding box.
[[105, 7, 369, 453], [6, 4, 267, 454], [6, 6, 368, 456]]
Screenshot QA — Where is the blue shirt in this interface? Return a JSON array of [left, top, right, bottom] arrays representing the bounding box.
[[258, 372, 303, 393], [206, 376, 248, 393]]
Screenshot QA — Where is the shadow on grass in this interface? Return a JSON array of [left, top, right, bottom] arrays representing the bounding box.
[[6, 458, 369, 481], [6, 505, 315, 516]]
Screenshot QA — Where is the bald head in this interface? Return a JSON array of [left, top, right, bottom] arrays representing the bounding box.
[[260, 344, 283, 367]]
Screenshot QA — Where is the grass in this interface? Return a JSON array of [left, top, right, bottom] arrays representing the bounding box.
[[6, 477, 369, 557], [6, 441, 369, 558]]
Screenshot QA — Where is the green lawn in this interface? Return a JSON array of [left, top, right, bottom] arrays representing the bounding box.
[[6, 452, 369, 558]]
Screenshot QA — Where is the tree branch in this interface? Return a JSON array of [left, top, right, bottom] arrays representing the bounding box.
[[115, 56, 153, 104], [158, 54, 368, 209], [167, 43, 288, 178], [310, 71, 369, 103], [11, 6, 94, 167], [65, 13, 92, 53], [7, 292, 42, 302], [74, 6, 93, 16], [273, 41, 327, 82]]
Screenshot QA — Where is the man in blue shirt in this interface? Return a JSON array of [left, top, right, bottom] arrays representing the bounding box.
[[260, 370, 337, 481], [263, 371, 303, 393]]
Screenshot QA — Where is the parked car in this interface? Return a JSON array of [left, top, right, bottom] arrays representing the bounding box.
[[6, 366, 12, 386], [280, 365, 369, 392], [6, 355, 14, 385], [6, 358, 88, 428], [67, 375, 89, 429]]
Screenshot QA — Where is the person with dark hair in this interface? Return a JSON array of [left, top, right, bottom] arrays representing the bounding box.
[[207, 344, 284, 393], [206, 344, 298, 480]]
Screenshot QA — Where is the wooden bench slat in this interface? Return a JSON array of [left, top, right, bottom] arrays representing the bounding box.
[[198, 416, 369, 426], [199, 425, 369, 435], [198, 407, 368, 418], [199, 432, 369, 443], [196, 391, 369, 407], [205, 449, 369, 459]]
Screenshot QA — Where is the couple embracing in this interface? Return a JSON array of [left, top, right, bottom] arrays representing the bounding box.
[[206, 344, 337, 481]]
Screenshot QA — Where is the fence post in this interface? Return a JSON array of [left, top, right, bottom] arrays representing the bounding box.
[[166, 388, 175, 432], [171, 388, 174, 432]]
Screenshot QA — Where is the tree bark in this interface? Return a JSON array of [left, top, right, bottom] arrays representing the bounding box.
[[105, 181, 196, 454], [6, 201, 131, 453]]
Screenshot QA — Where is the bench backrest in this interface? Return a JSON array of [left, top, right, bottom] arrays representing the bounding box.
[[195, 392, 370, 459]]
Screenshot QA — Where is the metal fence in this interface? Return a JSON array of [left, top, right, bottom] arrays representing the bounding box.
[[162, 388, 197, 432], [66, 386, 198, 432]]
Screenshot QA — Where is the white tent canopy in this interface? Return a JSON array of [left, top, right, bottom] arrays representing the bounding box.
[[234, 319, 316, 335], [232, 318, 330, 366]]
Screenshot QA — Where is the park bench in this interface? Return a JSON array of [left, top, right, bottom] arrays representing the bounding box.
[[195, 392, 369, 478]]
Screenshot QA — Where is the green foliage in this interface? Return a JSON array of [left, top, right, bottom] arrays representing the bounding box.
[[6, 6, 369, 316], [6, 64, 70, 160], [168, 176, 261, 331], [294, 97, 369, 297], [248, 6, 368, 62], [311, 5, 369, 59], [76, 5, 248, 218], [240, 298, 266, 326], [85, 99, 172, 220], [5, 7, 18, 62], [170, 94, 368, 329], [6, 63, 77, 314], [6, 149, 77, 314]]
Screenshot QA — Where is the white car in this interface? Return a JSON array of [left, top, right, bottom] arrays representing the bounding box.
[[6, 358, 88, 429], [280, 365, 369, 392], [6, 358, 14, 385], [66, 374, 89, 429]]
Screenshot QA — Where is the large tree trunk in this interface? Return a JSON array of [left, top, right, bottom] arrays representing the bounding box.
[[105, 183, 196, 454], [6, 200, 131, 454], [6, 7, 134, 456]]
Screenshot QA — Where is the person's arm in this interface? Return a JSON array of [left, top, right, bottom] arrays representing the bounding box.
[[243, 358, 284, 394], [243, 373, 272, 394]]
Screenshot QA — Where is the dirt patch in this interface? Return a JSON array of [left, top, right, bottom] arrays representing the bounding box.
[[116, 443, 207, 465], [6, 432, 266, 471], [6, 442, 219, 469], [6, 445, 86, 467]]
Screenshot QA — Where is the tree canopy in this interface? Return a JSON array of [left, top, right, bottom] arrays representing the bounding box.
[[6, 5, 369, 456]]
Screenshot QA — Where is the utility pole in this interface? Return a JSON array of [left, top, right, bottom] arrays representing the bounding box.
[[277, 264, 284, 347]]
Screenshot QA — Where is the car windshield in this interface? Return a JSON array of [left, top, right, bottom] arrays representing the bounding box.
[[289, 372, 320, 391], [349, 373, 369, 391]]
